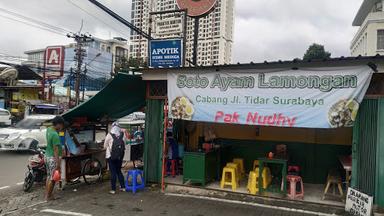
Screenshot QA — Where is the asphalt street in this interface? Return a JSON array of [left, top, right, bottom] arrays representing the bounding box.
[[11, 183, 316, 216], [0, 150, 32, 189]]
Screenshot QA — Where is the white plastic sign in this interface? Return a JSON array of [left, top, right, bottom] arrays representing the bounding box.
[[345, 187, 373, 216]]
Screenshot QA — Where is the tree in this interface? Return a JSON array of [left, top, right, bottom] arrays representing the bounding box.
[[303, 43, 331, 61], [113, 57, 147, 75]]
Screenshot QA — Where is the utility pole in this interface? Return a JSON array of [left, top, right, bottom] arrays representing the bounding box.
[[67, 32, 93, 106], [82, 66, 87, 101]]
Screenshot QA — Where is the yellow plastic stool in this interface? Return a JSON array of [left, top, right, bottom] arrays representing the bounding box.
[[247, 171, 259, 195], [255, 167, 272, 189], [253, 160, 259, 170], [233, 158, 245, 178], [226, 162, 240, 183], [220, 167, 238, 191], [263, 167, 272, 187]]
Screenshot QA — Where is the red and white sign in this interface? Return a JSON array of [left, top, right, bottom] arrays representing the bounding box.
[[176, 0, 217, 17], [44, 46, 65, 78]]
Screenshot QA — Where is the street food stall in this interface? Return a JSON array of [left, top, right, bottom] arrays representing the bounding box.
[[59, 120, 107, 187], [61, 74, 146, 185], [140, 56, 384, 213]]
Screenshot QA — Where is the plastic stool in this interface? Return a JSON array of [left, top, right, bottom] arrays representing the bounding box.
[[253, 160, 259, 170], [233, 158, 245, 177], [288, 165, 300, 176], [322, 170, 344, 201], [255, 167, 272, 189], [287, 175, 304, 199], [220, 167, 238, 191], [169, 159, 178, 177], [163, 158, 178, 177], [125, 169, 145, 193], [247, 171, 259, 195], [226, 162, 240, 183]]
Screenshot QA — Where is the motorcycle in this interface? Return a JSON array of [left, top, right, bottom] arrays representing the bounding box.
[[23, 148, 46, 192]]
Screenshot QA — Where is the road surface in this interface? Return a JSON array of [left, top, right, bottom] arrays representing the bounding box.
[[0, 150, 32, 189], [11, 183, 317, 216]]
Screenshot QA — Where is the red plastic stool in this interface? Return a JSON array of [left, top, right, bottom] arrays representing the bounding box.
[[288, 166, 300, 175], [163, 159, 178, 177], [287, 175, 304, 199]]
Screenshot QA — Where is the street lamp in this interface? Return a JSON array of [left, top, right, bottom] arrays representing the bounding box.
[[87, 52, 102, 65]]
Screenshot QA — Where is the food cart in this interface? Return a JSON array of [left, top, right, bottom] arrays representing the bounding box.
[[60, 120, 107, 188]]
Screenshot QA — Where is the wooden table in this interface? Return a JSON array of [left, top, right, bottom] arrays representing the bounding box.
[[338, 155, 352, 186], [258, 157, 287, 194]]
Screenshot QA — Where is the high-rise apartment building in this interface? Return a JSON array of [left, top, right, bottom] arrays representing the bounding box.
[[130, 0, 234, 66]]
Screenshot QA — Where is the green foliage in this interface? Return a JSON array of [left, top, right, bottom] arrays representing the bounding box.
[[303, 43, 331, 61], [114, 57, 147, 75]]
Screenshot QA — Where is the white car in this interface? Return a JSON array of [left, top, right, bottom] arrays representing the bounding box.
[[0, 108, 12, 126], [0, 114, 55, 150]]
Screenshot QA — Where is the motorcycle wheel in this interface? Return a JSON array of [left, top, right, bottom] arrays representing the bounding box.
[[23, 172, 35, 192]]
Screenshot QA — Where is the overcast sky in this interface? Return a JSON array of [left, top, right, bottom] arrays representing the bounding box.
[[0, 0, 363, 63]]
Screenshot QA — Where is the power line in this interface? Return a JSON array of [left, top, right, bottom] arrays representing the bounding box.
[[66, 32, 94, 105], [0, 13, 66, 36], [66, 0, 131, 39], [0, 53, 114, 65], [0, 7, 71, 34]]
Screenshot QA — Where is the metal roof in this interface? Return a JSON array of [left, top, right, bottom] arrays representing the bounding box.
[[352, 0, 380, 26], [0, 62, 42, 80], [140, 55, 384, 73]]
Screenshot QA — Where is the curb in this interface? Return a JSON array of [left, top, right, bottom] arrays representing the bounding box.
[[164, 184, 347, 215]]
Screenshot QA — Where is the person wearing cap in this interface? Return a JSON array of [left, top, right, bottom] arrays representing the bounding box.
[[45, 116, 65, 201]]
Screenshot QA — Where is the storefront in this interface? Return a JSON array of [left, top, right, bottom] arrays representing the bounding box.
[[141, 56, 384, 211]]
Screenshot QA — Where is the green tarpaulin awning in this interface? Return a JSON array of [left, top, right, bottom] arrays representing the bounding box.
[[63, 73, 146, 122]]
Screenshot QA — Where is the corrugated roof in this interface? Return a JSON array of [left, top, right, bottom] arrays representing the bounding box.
[[140, 55, 384, 73]]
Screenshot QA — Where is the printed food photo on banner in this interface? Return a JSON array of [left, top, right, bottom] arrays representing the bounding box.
[[167, 66, 373, 128]]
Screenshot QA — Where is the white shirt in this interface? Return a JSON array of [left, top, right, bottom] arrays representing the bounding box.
[[103, 133, 113, 159], [103, 131, 128, 159]]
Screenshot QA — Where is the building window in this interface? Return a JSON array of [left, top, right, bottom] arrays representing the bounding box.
[[374, 1, 383, 12], [377, 30, 384, 50], [115, 47, 128, 63], [147, 80, 167, 99]]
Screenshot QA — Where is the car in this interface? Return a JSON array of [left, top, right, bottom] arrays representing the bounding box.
[[0, 108, 12, 126], [0, 114, 55, 151]]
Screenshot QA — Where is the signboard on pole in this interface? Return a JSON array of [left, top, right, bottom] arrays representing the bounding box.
[[167, 66, 373, 128], [154, 17, 183, 39], [150, 39, 182, 68], [44, 46, 65, 79], [345, 188, 373, 216]]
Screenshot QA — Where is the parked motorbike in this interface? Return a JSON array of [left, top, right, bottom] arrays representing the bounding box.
[[23, 148, 46, 192]]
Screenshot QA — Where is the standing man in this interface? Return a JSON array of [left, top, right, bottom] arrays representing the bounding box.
[[45, 116, 65, 201]]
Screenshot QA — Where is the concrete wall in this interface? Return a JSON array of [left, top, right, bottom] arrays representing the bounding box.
[[351, 11, 384, 56]]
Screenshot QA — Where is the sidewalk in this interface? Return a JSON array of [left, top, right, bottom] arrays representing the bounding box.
[[1, 181, 317, 216]]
